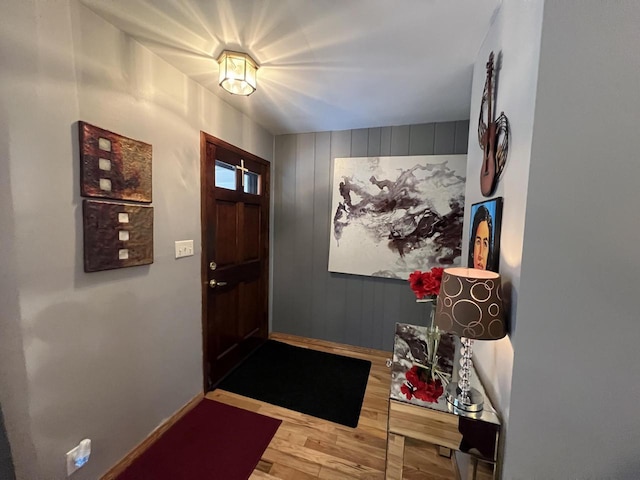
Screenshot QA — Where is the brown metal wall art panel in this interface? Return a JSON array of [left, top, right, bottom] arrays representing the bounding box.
[[243, 204, 260, 261], [215, 201, 237, 266], [79, 121, 152, 202], [83, 200, 153, 272]]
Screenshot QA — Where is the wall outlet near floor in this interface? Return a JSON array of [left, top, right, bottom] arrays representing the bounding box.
[[66, 438, 91, 476], [175, 239, 194, 258]]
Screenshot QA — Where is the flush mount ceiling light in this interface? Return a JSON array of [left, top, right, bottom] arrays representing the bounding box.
[[217, 50, 258, 96]]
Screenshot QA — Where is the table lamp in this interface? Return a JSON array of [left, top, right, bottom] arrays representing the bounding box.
[[434, 267, 505, 414]]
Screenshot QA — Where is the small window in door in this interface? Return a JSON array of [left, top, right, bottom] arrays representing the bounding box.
[[215, 160, 236, 190], [243, 171, 260, 194]]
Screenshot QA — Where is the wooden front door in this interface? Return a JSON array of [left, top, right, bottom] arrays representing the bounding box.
[[200, 132, 270, 389]]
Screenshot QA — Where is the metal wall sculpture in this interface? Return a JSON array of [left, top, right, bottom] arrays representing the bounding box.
[[79, 121, 154, 272], [478, 51, 510, 197], [82, 200, 154, 272], [79, 121, 152, 203]]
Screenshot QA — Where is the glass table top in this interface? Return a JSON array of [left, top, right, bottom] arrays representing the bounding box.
[[390, 322, 500, 426]]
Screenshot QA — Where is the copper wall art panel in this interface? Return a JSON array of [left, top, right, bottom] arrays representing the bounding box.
[[83, 200, 154, 272], [79, 121, 152, 202]]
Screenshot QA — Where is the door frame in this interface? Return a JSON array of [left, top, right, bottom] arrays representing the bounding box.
[[199, 131, 271, 390]]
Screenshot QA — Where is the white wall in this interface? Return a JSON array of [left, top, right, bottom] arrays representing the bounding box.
[[0, 1, 273, 479], [503, 1, 640, 478], [463, 0, 544, 459]]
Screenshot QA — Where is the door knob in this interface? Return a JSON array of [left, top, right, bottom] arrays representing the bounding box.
[[209, 279, 227, 288]]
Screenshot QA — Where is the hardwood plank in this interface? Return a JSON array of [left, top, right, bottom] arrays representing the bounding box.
[[261, 444, 323, 478], [249, 470, 280, 479], [318, 465, 384, 480], [255, 459, 274, 473], [269, 463, 320, 480], [303, 437, 386, 470], [206, 335, 461, 479]]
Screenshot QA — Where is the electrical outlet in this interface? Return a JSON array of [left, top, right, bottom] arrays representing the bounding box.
[[175, 240, 194, 259], [66, 439, 91, 476]]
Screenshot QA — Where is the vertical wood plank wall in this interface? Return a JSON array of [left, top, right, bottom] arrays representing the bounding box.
[[273, 121, 469, 351]]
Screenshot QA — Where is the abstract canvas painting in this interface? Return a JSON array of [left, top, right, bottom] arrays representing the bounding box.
[[328, 155, 467, 279]]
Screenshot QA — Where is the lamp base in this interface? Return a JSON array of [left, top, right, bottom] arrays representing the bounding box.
[[445, 382, 484, 414]]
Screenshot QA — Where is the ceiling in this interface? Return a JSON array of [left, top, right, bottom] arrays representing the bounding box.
[[81, 0, 500, 135]]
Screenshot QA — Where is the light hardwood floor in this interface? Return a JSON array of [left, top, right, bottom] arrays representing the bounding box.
[[207, 332, 458, 480]]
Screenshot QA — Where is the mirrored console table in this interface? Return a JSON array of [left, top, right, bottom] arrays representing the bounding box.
[[385, 323, 501, 480]]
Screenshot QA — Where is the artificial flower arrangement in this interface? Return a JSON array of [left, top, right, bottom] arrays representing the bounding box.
[[403, 266, 449, 403], [409, 267, 444, 300], [401, 364, 444, 402]]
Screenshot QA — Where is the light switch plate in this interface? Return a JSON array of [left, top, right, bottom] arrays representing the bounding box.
[[175, 240, 194, 258]]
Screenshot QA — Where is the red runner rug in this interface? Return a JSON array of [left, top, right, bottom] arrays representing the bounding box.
[[116, 399, 281, 480]]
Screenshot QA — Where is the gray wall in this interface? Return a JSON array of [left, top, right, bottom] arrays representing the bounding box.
[[503, 1, 640, 478], [462, 0, 545, 463], [0, 406, 15, 480], [273, 121, 468, 351], [0, 2, 273, 479]]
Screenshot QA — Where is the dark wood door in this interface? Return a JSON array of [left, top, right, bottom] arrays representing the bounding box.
[[200, 132, 270, 389]]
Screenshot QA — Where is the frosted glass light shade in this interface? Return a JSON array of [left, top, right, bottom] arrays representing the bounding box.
[[217, 50, 258, 96]]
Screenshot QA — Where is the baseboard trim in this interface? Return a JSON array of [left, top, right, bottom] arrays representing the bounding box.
[[269, 332, 391, 357], [100, 393, 204, 479]]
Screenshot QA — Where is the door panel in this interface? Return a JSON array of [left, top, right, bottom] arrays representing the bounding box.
[[243, 204, 261, 261], [239, 279, 261, 338], [201, 132, 270, 389], [211, 287, 237, 357], [215, 200, 238, 267]]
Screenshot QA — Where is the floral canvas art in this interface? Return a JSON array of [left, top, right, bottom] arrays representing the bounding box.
[[328, 155, 466, 279]]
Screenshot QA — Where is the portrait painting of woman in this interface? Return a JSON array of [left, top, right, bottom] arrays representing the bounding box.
[[468, 197, 503, 272]]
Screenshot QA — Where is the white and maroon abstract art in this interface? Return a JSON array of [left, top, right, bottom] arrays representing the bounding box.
[[328, 155, 467, 279]]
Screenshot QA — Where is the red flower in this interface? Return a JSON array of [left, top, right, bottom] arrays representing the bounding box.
[[401, 383, 414, 400], [413, 379, 444, 403], [408, 267, 444, 299], [401, 365, 444, 403], [408, 271, 426, 298], [405, 366, 425, 389]]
